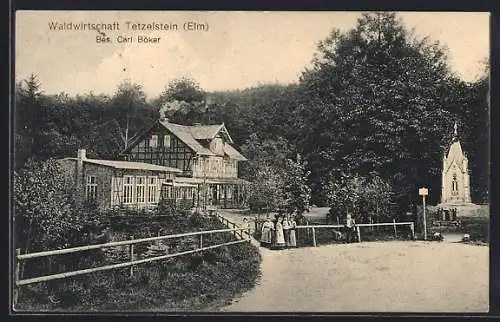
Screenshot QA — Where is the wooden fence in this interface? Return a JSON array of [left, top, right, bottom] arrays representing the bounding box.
[[213, 212, 250, 240], [13, 226, 251, 305], [254, 219, 415, 247], [295, 220, 415, 246]]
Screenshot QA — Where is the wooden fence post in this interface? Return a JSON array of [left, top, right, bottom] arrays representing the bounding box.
[[312, 227, 317, 247], [356, 226, 361, 242], [129, 236, 134, 278], [392, 218, 397, 238], [410, 222, 415, 240], [199, 234, 203, 249], [13, 248, 20, 308]]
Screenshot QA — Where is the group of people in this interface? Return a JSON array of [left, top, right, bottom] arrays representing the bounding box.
[[260, 215, 297, 249]]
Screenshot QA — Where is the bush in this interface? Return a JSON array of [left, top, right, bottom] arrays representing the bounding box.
[[16, 208, 262, 312]]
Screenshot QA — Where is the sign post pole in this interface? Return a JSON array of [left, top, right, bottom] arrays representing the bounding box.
[[419, 187, 429, 240]]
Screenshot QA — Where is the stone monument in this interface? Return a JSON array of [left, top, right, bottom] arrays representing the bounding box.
[[440, 122, 472, 205]]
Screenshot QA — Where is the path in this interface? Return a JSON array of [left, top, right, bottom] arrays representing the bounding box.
[[216, 210, 489, 313]]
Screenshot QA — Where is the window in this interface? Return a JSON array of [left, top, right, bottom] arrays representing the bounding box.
[[86, 175, 97, 201], [162, 184, 173, 199], [163, 135, 171, 148], [150, 135, 158, 148], [136, 176, 146, 203], [123, 176, 134, 204], [147, 176, 158, 203], [451, 173, 459, 195]]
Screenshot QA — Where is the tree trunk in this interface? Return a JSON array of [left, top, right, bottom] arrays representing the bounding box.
[[124, 115, 129, 149]]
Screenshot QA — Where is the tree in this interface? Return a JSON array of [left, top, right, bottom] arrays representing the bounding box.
[[239, 133, 293, 180], [326, 172, 392, 224], [247, 165, 285, 216], [15, 74, 43, 168], [110, 80, 151, 149], [13, 159, 102, 252], [156, 77, 207, 125], [282, 154, 312, 216], [299, 12, 460, 206], [159, 77, 205, 103]]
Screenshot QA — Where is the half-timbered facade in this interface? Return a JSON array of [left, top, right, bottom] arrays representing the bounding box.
[[121, 118, 249, 208]]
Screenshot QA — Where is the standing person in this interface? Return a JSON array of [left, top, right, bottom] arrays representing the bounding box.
[[270, 215, 278, 247], [274, 216, 286, 249], [344, 214, 356, 243], [282, 215, 291, 247], [242, 217, 251, 238], [260, 217, 273, 247], [288, 215, 297, 247]]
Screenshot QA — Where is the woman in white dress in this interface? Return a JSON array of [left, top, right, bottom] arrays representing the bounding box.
[[260, 217, 273, 247], [274, 216, 286, 249]]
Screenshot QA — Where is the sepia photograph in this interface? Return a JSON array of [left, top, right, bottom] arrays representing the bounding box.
[[12, 10, 490, 313]]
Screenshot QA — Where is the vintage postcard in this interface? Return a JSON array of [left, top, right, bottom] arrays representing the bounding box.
[[12, 10, 490, 313]]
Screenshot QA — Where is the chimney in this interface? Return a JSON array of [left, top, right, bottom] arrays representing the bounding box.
[[77, 149, 87, 160]]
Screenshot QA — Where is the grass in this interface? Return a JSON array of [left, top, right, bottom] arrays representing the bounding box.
[[15, 212, 262, 312], [415, 204, 489, 242]]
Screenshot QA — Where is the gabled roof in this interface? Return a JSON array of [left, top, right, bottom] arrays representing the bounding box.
[[444, 140, 468, 173], [60, 157, 183, 173], [121, 119, 244, 160], [190, 124, 224, 140], [161, 121, 215, 156], [223, 143, 247, 161], [189, 124, 234, 143]]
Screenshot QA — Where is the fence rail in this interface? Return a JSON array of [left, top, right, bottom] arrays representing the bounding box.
[[13, 226, 251, 305], [292, 221, 415, 246], [213, 212, 249, 240], [17, 227, 244, 260]]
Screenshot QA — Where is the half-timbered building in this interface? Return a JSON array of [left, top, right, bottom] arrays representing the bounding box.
[[120, 117, 249, 208]]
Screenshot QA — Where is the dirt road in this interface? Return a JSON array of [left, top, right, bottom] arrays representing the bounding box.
[[221, 241, 488, 312]]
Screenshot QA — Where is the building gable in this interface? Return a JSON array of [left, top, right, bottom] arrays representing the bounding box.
[[122, 122, 197, 172]]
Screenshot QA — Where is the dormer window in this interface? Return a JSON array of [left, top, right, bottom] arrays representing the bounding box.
[[150, 135, 158, 148]]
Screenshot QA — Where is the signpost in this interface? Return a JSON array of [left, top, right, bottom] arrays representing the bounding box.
[[419, 187, 429, 240]]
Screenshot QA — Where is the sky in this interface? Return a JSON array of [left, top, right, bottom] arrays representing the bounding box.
[[15, 11, 490, 98]]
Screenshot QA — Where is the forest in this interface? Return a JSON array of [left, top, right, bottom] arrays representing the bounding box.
[[14, 12, 489, 215]]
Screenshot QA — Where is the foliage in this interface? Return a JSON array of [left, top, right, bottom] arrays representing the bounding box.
[[282, 154, 312, 215], [16, 213, 261, 312], [247, 164, 285, 214], [14, 159, 106, 253], [158, 77, 205, 104], [239, 134, 293, 180], [326, 172, 392, 223], [110, 80, 153, 150], [156, 77, 207, 125], [298, 12, 464, 206]]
